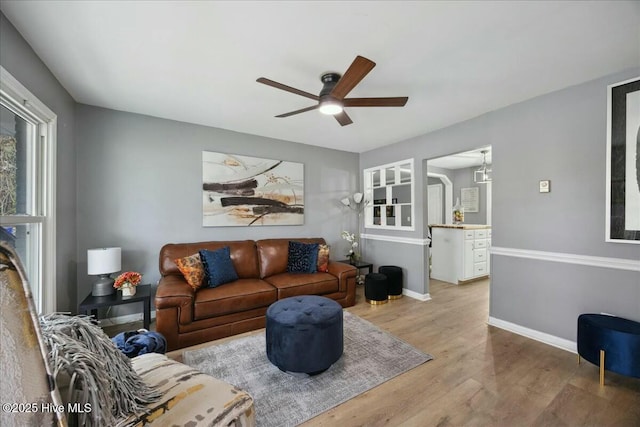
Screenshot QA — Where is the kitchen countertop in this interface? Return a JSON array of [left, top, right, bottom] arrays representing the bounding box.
[[429, 224, 491, 230]]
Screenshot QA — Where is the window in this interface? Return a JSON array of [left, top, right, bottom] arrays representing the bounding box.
[[363, 159, 414, 230], [1, 67, 56, 314]]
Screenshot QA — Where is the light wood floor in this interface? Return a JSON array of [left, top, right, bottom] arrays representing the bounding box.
[[106, 279, 640, 426]]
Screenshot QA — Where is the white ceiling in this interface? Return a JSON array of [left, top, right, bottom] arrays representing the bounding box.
[[1, 1, 639, 153], [428, 147, 491, 170]]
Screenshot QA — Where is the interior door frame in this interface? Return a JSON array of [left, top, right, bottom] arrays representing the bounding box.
[[427, 172, 453, 224]]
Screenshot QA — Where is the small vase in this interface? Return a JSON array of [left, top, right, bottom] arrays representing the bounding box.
[[121, 284, 136, 297], [453, 197, 464, 224]]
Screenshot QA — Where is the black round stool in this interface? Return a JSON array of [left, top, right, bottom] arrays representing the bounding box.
[[379, 266, 403, 300], [365, 273, 388, 305]]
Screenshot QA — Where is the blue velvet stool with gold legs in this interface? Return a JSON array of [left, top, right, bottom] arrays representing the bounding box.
[[266, 295, 343, 375], [577, 313, 640, 386]]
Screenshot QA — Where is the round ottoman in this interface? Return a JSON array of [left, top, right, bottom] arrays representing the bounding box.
[[365, 273, 388, 305], [379, 266, 403, 300], [266, 295, 343, 375], [577, 313, 640, 385]]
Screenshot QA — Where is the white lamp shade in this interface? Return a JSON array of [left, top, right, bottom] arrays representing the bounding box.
[[353, 193, 363, 204], [87, 247, 121, 275], [340, 197, 351, 206]]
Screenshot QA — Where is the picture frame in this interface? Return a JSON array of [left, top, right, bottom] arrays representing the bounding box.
[[461, 187, 479, 213], [202, 151, 304, 227], [605, 77, 640, 243]]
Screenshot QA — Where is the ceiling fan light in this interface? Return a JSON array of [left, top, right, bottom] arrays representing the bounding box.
[[319, 100, 343, 115]]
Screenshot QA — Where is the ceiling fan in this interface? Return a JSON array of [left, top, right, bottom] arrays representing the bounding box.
[[257, 55, 408, 126]]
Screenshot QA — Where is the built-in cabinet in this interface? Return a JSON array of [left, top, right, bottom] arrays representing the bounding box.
[[363, 159, 414, 230], [430, 225, 491, 284]]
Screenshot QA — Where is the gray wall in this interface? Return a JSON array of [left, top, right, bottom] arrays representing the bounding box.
[[0, 12, 78, 312], [75, 105, 359, 313], [361, 69, 640, 342], [452, 166, 488, 225]]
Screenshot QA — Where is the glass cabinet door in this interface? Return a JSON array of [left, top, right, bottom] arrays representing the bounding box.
[[363, 159, 414, 230]]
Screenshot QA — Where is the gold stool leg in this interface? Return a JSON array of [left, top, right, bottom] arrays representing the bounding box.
[[599, 350, 605, 386], [577, 353, 581, 365]]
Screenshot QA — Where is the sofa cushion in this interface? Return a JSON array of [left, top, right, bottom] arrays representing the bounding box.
[[160, 240, 259, 278], [257, 238, 327, 278], [287, 241, 319, 274], [265, 272, 339, 299], [174, 253, 206, 290], [194, 278, 277, 320], [200, 247, 239, 288]]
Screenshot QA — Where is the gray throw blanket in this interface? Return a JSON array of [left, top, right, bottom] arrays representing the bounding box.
[[39, 313, 162, 426]]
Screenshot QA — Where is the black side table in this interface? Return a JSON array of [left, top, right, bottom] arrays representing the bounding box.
[[338, 260, 373, 275], [78, 284, 151, 330]]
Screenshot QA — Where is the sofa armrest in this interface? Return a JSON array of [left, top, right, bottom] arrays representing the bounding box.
[[327, 261, 357, 293], [118, 353, 255, 426], [155, 276, 196, 350], [155, 275, 194, 308]]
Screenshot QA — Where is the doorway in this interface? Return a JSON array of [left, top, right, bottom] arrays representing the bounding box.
[[427, 146, 492, 226], [426, 146, 493, 288]]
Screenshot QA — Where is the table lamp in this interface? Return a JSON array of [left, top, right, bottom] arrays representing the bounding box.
[[88, 247, 121, 296]]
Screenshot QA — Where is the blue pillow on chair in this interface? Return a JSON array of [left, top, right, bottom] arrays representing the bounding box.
[[287, 241, 319, 274], [199, 246, 239, 287]]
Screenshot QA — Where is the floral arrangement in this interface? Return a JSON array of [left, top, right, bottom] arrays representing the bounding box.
[[341, 230, 359, 262], [114, 271, 142, 289]]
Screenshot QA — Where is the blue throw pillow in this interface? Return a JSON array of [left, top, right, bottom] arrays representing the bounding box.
[[287, 241, 319, 274], [199, 247, 239, 288]]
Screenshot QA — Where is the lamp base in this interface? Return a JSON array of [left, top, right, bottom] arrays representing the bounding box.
[[92, 275, 115, 296]]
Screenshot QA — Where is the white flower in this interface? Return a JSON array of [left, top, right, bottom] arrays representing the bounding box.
[[341, 230, 356, 243]]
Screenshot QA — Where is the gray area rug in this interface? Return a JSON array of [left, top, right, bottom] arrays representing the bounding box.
[[183, 311, 433, 427]]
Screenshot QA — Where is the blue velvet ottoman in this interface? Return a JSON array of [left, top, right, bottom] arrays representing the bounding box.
[[577, 313, 640, 385], [266, 295, 343, 375]]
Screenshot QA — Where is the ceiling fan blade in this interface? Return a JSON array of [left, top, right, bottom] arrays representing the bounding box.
[[343, 97, 408, 107], [257, 78, 319, 101], [330, 56, 376, 100], [334, 111, 353, 126], [275, 105, 319, 118]]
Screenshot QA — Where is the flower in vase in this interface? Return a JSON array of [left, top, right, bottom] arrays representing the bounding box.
[[114, 271, 142, 289], [341, 230, 360, 261]]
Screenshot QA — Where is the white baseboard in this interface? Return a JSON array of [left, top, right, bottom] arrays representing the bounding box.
[[487, 316, 577, 354], [403, 288, 432, 301], [99, 310, 156, 327]]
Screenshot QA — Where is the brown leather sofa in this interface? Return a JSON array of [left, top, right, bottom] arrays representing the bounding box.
[[155, 238, 357, 351]]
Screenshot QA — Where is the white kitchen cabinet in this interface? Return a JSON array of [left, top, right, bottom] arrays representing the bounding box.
[[430, 225, 491, 284]]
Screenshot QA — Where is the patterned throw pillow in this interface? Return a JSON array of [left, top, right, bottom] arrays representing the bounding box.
[[174, 253, 206, 290], [317, 244, 330, 272], [199, 246, 239, 288], [287, 241, 319, 274]]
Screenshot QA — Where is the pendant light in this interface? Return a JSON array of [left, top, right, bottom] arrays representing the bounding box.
[[474, 150, 492, 184]]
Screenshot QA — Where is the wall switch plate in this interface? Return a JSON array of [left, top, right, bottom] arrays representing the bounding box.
[[539, 180, 550, 193]]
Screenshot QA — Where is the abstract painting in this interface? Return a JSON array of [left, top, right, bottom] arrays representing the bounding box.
[[202, 151, 304, 226], [606, 77, 640, 243]]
